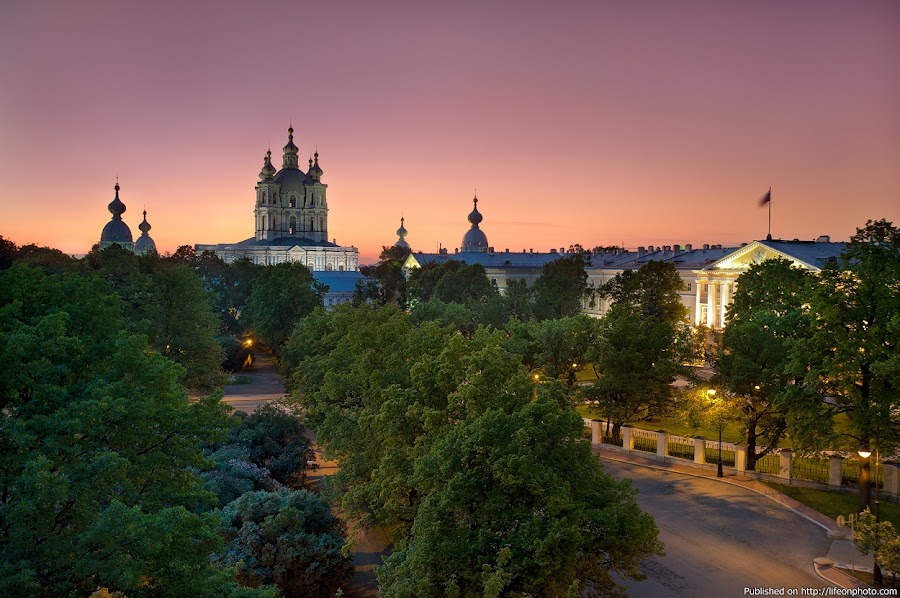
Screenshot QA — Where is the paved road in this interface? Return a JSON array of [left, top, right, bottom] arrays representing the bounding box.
[[601, 459, 833, 597], [221, 353, 286, 413]]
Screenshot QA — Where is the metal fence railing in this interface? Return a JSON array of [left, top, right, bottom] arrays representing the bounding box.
[[705, 440, 735, 467], [631, 428, 657, 454], [753, 452, 780, 475], [667, 435, 695, 461]]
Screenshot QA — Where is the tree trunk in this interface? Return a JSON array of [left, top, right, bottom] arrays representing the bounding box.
[[746, 419, 758, 471]]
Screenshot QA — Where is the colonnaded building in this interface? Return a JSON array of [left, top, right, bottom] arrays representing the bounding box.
[[196, 126, 360, 273], [401, 197, 846, 329]]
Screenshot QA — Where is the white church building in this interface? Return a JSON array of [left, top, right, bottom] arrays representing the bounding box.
[[196, 126, 359, 272]]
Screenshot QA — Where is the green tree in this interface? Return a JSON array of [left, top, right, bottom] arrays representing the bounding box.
[[505, 316, 599, 386], [378, 395, 662, 597], [853, 508, 898, 586], [13, 243, 79, 274], [0, 234, 16, 270], [407, 260, 498, 306], [227, 402, 314, 487], [0, 265, 256, 597], [584, 261, 692, 439], [217, 489, 353, 598], [786, 220, 900, 511], [583, 305, 689, 439], [356, 260, 408, 306], [602, 260, 687, 322], [714, 258, 810, 470], [146, 261, 225, 389], [502, 278, 533, 321], [531, 254, 589, 320], [243, 261, 324, 352]]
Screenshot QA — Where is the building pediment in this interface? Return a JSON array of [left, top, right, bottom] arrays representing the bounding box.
[[701, 241, 821, 273]]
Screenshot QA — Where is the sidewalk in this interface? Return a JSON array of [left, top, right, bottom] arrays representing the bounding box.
[[593, 443, 873, 591]]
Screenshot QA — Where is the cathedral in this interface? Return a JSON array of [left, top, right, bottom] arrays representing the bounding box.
[[196, 126, 359, 271], [98, 181, 157, 255]]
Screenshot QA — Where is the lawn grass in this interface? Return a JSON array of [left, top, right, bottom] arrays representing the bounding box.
[[762, 481, 900, 530]]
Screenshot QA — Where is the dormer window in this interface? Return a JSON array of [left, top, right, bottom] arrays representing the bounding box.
[[289, 195, 296, 208]]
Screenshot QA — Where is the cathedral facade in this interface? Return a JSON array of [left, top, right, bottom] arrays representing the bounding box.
[[196, 127, 359, 271]]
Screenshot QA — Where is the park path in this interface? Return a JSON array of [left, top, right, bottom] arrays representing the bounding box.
[[222, 352, 391, 597]]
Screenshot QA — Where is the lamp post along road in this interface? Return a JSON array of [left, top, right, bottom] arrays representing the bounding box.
[[858, 446, 883, 585], [707, 389, 723, 478]]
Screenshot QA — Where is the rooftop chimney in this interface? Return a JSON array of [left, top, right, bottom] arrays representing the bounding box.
[[816, 235, 831, 243]]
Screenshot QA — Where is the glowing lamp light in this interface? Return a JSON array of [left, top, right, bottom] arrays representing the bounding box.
[[858, 447, 872, 459]]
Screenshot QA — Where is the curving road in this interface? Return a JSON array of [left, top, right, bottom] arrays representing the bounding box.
[[601, 459, 832, 597]]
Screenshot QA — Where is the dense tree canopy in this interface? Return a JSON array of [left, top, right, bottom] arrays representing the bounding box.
[[379, 396, 662, 597], [504, 315, 599, 386], [217, 489, 353, 598], [785, 220, 900, 510], [531, 254, 590, 321], [583, 261, 693, 437], [355, 245, 410, 306], [0, 264, 257, 596], [243, 261, 324, 352], [284, 305, 662, 595]]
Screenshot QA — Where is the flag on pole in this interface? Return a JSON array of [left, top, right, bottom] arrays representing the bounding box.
[[758, 189, 771, 206]]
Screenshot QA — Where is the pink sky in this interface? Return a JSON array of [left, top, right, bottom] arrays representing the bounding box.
[[2, 1, 898, 263]]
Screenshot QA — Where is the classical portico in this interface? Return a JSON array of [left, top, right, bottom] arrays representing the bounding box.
[[694, 238, 845, 328]]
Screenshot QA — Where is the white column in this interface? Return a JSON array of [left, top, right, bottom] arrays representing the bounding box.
[[694, 438, 706, 464], [706, 280, 717, 328], [694, 279, 703, 326], [656, 432, 668, 458], [718, 281, 730, 328], [829, 456, 844, 487]]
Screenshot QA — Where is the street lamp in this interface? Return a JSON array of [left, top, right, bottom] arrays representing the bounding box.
[[707, 389, 723, 478], [858, 445, 883, 585]]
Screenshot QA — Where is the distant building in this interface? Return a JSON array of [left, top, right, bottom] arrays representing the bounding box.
[[394, 217, 410, 249], [134, 210, 157, 255], [401, 198, 846, 328], [403, 195, 589, 292], [99, 181, 156, 254], [315, 270, 369, 310], [196, 126, 359, 272]]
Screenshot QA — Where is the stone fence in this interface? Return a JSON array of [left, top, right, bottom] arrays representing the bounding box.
[[583, 418, 900, 501]]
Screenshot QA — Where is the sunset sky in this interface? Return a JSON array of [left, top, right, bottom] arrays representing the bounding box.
[[2, 1, 898, 263]]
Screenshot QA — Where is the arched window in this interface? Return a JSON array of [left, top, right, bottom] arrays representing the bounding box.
[[310, 217, 314, 231], [289, 216, 296, 235], [262, 214, 268, 230], [272, 217, 277, 230], [289, 195, 296, 208]]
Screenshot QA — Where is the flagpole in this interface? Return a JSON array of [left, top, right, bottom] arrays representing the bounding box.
[[767, 186, 772, 241]]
